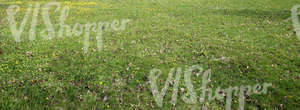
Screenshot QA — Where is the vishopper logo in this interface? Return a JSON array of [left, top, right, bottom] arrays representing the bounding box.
[[148, 65, 272, 110], [6, 2, 130, 53], [291, 5, 300, 41]]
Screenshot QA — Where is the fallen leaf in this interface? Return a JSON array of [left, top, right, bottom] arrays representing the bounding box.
[[103, 96, 108, 102]]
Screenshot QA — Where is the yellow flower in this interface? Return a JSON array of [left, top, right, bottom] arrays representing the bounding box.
[[99, 81, 103, 85], [46, 97, 49, 100], [107, 105, 110, 108]]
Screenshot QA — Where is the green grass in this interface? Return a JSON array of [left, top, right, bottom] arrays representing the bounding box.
[[0, 0, 299, 109]]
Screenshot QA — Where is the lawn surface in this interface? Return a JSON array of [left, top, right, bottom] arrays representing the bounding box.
[[0, 0, 299, 109]]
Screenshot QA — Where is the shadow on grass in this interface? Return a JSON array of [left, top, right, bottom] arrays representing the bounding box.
[[214, 8, 291, 20]]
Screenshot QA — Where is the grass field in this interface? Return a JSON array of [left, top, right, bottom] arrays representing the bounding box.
[[0, 0, 299, 109]]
